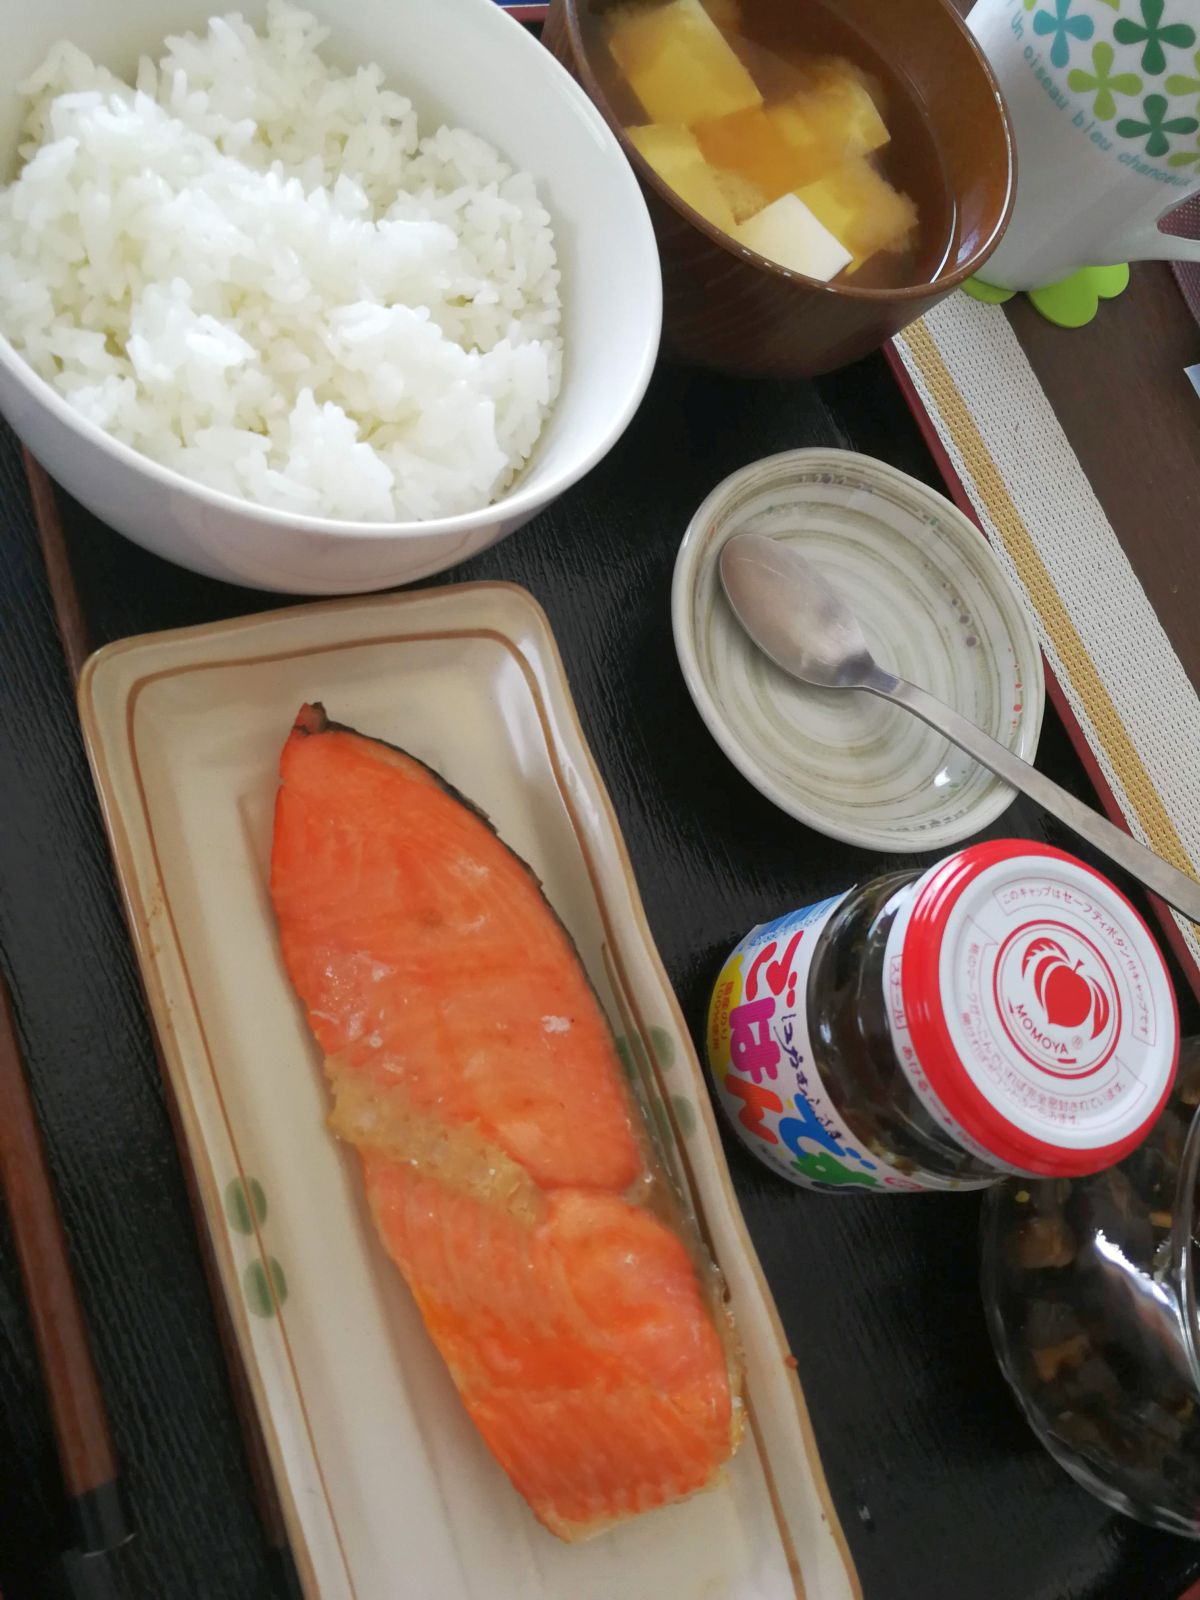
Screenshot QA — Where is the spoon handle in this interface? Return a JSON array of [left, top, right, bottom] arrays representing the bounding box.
[[871, 671, 1200, 927]]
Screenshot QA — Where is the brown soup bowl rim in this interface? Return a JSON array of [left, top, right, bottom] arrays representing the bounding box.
[[555, 0, 1017, 303]]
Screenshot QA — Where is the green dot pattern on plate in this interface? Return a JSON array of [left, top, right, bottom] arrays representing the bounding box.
[[243, 1256, 288, 1318], [617, 1027, 678, 1080], [614, 1035, 638, 1077], [671, 1094, 697, 1138], [649, 1025, 676, 1070], [225, 1176, 268, 1235]]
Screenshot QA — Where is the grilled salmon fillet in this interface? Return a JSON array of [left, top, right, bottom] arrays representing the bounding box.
[[269, 704, 742, 1539]]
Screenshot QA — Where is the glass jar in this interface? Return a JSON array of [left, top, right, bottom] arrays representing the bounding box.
[[981, 1045, 1200, 1535], [706, 840, 1179, 1193]]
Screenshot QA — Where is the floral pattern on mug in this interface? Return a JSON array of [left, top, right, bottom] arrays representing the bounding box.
[[970, 0, 1200, 289], [1034, 0, 1096, 68], [1068, 41, 1144, 116], [1166, 48, 1200, 100], [1116, 89, 1199, 151], [1113, 0, 1196, 75]]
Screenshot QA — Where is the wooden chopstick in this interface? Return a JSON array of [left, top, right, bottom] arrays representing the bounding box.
[[23, 451, 89, 685], [22, 449, 301, 1591], [0, 972, 129, 1555]]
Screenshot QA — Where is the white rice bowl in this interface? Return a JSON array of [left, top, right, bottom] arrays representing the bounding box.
[[0, 1, 563, 523]]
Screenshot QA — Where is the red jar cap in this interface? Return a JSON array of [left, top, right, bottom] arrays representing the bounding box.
[[885, 840, 1179, 1177]]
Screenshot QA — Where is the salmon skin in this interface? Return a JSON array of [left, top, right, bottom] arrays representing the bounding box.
[[269, 704, 742, 1540]]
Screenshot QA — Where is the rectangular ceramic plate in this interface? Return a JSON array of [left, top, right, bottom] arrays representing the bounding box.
[[78, 582, 860, 1600]]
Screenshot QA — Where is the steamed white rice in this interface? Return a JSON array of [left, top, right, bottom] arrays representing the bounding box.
[[0, 2, 562, 522]]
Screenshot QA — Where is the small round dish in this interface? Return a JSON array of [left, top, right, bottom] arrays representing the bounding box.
[[671, 449, 1044, 853]]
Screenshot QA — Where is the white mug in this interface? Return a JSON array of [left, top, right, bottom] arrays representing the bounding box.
[[969, 0, 1200, 288]]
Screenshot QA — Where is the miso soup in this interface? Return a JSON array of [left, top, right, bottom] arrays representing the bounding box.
[[591, 0, 956, 289]]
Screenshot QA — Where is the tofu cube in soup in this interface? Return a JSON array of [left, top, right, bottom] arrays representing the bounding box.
[[735, 193, 852, 280]]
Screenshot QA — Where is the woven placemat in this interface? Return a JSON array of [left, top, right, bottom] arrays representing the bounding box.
[[893, 296, 1200, 978]]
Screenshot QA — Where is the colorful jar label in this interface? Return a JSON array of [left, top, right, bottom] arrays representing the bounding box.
[[707, 896, 972, 1193]]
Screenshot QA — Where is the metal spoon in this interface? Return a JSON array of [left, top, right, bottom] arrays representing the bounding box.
[[719, 531, 1200, 926]]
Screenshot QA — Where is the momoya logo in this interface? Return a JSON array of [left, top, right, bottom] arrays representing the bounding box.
[[1023, 936, 1110, 1037], [993, 922, 1121, 1078]]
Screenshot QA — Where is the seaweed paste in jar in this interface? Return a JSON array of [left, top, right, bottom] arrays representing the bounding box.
[[706, 841, 1179, 1193]]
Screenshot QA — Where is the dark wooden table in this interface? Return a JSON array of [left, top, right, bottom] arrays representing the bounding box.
[[1, 328, 1199, 1600]]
